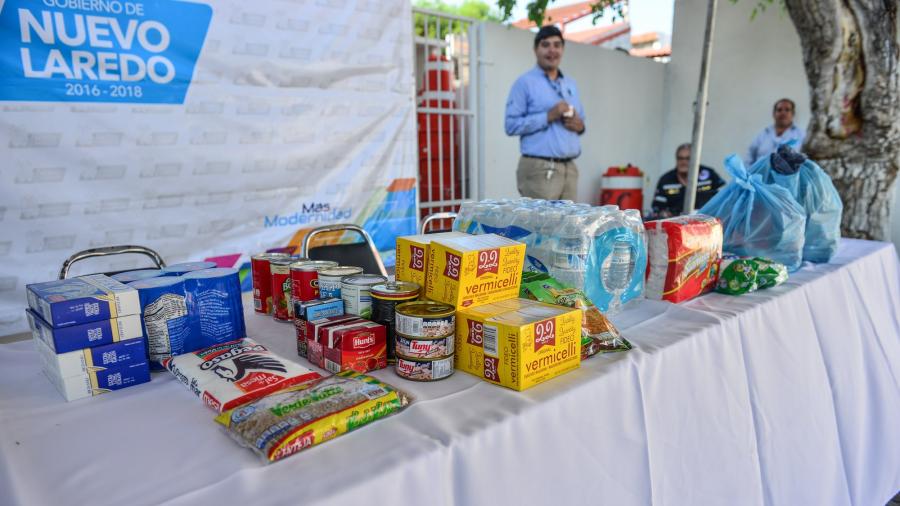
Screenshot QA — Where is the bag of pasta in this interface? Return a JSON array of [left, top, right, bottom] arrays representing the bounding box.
[[520, 272, 631, 357], [215, 371, 411, 463]]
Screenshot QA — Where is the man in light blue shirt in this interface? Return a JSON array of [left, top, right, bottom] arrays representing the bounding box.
[[505, 25, 586, 201], [745, 98, 806, 166]]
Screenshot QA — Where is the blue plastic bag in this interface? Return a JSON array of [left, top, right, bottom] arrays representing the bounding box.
[[699, 155, 806, 271], [750, 146, 842, 263]]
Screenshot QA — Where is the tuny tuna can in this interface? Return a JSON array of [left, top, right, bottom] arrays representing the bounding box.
[[341, 274, 388, 319], [269, 258, 294, 322], [395, 355, 454, 381], [251, 253, 288, 314], [318, 266, 364, 299], [395, 301, 455, 338], [395, 333, 454, 360], [370, 282, 420, 363], [290, 260, 338, 303]]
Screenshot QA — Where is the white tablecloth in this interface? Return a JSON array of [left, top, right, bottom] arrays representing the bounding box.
[[1, 239, 898, 506]]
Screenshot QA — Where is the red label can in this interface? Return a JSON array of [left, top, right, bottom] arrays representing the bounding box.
[[290, 260, 338, 303], [250, 253, 288, 314], [270, 259, 293, 321]]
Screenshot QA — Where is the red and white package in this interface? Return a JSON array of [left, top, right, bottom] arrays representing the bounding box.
[[644, 214, 723, 303], [163, 337, 321, 412]]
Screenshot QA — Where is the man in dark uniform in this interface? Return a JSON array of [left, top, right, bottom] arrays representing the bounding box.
[[651, 143, 725, 218]]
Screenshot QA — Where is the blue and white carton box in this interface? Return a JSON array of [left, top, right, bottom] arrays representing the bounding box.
[[26, 274, 140, 328], [34, 336, 148, 378], [26, 309, 144, 353], [36, 339, 151, 402]]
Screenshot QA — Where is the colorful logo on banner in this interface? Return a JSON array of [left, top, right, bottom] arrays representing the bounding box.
[[0, 0, 212, 103]]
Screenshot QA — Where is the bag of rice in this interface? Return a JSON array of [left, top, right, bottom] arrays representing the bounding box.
[[163, 337, 321, 413], [215, 371, 411, 462]]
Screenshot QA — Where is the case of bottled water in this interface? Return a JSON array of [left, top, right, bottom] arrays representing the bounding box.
[[453, 199, 647, 313]]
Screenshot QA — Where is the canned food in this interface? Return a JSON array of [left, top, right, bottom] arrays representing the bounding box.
[[395, 301, 455, 338], [318, 266, 364, 299], [341, 274, 387, 319], [290, 260, 338, 303], [395, 333, 454, 360], [370, 282, 420, 363], [269, 258, 294, 322], [395, 355, 454, 381], [250, 253, 288, 314]]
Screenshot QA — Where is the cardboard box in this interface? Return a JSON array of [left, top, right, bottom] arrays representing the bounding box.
[[395, 232, 468, 289], [307, 317, 367, 368], [426, 234, 526, 309], [26, 274, 140, 328], [26, 309, 144, 353], [293, 298, 344, 322], [297, 314, 361, 357], [456, 298, 582, 391], [36, 338, 150, 402], [323, 320, 387, 374], [34, 335, 147, 378]]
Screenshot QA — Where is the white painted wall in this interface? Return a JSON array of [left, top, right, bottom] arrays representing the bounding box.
[[664, 0, 900, 251], [481, 22, 667, 206], [480, 0, 900, 251]]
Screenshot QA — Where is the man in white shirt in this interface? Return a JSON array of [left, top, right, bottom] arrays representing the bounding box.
[[745, 98, 805, 166]]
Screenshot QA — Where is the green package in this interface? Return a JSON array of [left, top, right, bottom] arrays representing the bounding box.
[[752, 257, 788, 288], [716, 259, 759, 295], [716, 257, 788, 295], [520, 272, 631, 357]]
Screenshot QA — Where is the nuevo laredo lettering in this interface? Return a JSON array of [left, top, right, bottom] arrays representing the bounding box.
[[18, 7, 176, 83]]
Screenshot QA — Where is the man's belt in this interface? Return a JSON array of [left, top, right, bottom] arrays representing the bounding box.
[[523, 155, 575, 163]]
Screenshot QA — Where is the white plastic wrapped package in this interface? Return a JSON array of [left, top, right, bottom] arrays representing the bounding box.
[[163, 337, 321, 413]]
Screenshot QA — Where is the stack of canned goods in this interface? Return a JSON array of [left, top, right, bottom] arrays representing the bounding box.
[[393, 301, 456, 381], [370, 282, 420, 363]]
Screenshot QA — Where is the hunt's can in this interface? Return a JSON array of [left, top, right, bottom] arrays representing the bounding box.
[[290, 260, 338, 303], [341, 274, 388, 319], [251, 252, 289, 314], [318, 266, 364, 299], [370, 282, 420, 362], [395, 301, 455, 338], [395, 333, 454, 360], [395, 355, 454, 382], [269, 258, 294, 322]]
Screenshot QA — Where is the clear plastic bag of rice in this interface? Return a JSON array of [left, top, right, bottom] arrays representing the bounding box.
[[215, 370, 411, 463]]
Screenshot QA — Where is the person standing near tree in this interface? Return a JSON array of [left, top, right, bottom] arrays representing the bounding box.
[[505, 25, 586, 201], [745, 98, 806, 166]]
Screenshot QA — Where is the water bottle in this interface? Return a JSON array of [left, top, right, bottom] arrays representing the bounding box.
[[603, 239, 634, 313], [453, 201, 475, 233], [549, 214, 589, 289], [535, 208, 563, 272]]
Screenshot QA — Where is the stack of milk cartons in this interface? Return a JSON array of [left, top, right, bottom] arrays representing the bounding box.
[[25, 274, 150, 401]]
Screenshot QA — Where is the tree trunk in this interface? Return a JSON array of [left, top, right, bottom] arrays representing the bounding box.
[[784, 0, 899, 240]]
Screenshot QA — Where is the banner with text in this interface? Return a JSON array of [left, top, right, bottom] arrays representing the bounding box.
[[0, 0, 418, 336]]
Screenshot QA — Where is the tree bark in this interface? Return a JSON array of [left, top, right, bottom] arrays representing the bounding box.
[[784, 0, 899, 240]]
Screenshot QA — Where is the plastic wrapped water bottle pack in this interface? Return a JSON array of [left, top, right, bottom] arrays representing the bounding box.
[[453, 198, 647, 314]]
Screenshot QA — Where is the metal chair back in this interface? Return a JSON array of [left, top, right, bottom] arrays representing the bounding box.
[[300, 224, 387, 277], [59, 245, 166, 279]]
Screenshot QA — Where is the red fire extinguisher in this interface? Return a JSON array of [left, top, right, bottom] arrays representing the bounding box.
[[600, 164, 644, 210]]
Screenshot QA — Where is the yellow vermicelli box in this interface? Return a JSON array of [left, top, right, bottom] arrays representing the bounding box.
[[395, 232, 468, 289], [456, 298, 582, 391], [426, 234, 526, 309]]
